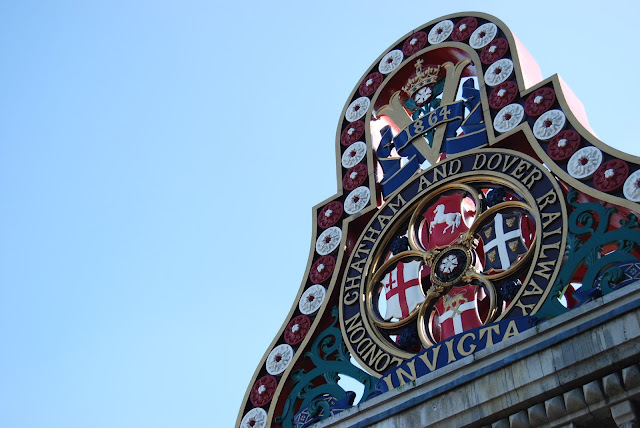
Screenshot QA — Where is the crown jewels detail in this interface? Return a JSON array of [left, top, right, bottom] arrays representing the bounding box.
[[402, 60, 441, 97]]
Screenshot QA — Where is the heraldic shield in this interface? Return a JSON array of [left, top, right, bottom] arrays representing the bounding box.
[[238, 12, 640, 428]]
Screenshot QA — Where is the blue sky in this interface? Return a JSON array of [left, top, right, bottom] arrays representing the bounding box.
[[1, 1, 639, 427]]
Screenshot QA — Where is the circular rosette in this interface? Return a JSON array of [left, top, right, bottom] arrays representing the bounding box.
[[344, 186, 370, 214], [341, 141, 366, 168], [480, 38, 508, 65], [340, 120, 364, 147], [547, 130, 580, 161], [469, 201, 537, 280], [488, 81, 518, 110], [493, 103, 524, 133], [568, 146, 603, 179], [484, 58, 513, 87], [284, 314, 311, 345], [343, 163, 368, 190], [309, 255, 335, 284], [345, 96, 370, 122], [366, 251, 427, 328], [359, 72, 384, 97], [593, 159, 629, 193], [250, 375, 278, 407], [623, 170, 640, 202], [451, 17, 478, 42], [378, 49, 404, 74], [318, 201, 343, 229], [299, 284, 326, 315], [430, 245, 474, 287], [408, 184, 481, 252], [533, 109, 566, 141], [316, 226, 342, 255], [428, 20, 454, 44], [524, 87, 556, 117], [470, 23, 498, 49], [241, 407, 268, 428], [266, 344, 294, 375], [402, 31, 428, 56]]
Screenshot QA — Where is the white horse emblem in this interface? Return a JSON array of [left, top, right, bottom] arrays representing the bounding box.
[[429, 204, 461, 234]]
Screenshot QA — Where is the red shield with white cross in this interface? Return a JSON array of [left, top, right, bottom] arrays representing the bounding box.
[[432, 285, 482, 341], [420, 193, 475, 249], [380, 260, 425, 320]]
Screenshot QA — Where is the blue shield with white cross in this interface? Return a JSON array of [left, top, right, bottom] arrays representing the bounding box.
[[480, 213, 530, 273]]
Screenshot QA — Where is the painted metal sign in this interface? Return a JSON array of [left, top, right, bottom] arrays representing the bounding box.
[[237, 12, 640, 428]]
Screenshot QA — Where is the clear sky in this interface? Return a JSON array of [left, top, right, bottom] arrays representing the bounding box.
[[1, 1, 638, 427]]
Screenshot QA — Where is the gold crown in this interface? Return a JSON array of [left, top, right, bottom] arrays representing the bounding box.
[[402, 60, 441, 97]]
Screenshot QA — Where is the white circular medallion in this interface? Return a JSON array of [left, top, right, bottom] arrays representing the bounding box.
[[533, 109, 566, 141], [623, 170, 640, 202], [345, 97, 370, 122], [299, 284, 326, 315], [341, 141, 367, 168], [493, 103, 524, 133], [440, 254, 459, 274], [484, 58, 513, 87], [241, 408, 268, 428], [568, 146, 603, 180], [469, 23, 498, 49], [316, 226, 342, 255], [378, 49, 404, 74], [344, 186, 370, 214], [266, 344, 294, 375], [428, 20, 454, 44]]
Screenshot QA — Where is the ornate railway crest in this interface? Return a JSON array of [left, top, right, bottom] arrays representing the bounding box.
[[238, 12, 640, 428]]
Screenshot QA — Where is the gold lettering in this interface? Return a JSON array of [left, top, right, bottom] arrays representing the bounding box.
[[362, 226, 382, 244], [510, 159, 531, 179], [541, 213, 561, 230], [479, 324, 500, 348], [439, 105, 452, 120], [390, 356, 404, 369], [515, 300, 535, 315], [542, 227, 562, 238], [350, 258, 367, 274], [445, 339, 457, 363], [374, 353, 391, 372], [343, 290, 359, 305], [534, 260, 556, 279], [361, 343, 384, 367], [472, 154, 486, 170], [539, 241, 561, 259], [522, 279, 544, 297], [500, 154, 518, 173], [503, 320, 520, 340], [396, 360, 418, 386], [382, 374, 395, 391], [344, 274, 360, 290], [356, 338, 373, 354], [387, 194, 406, 215], [413, 119, 425, 135], [428, 110, 438, 127], [348, 326, 366, 343], [448, 159, 462, 176], [418, 345, 441, 371], [352, 243, 371, 261], [536, 189, 558, 211], [419, 175, 432, 192], [487, 154, 502, 170], [522, 169, 543, 189], [344, 312, 362, 332], [432, 165, 448, 183], [457, 332, 477, 357], [378, 214, 393, 229]]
